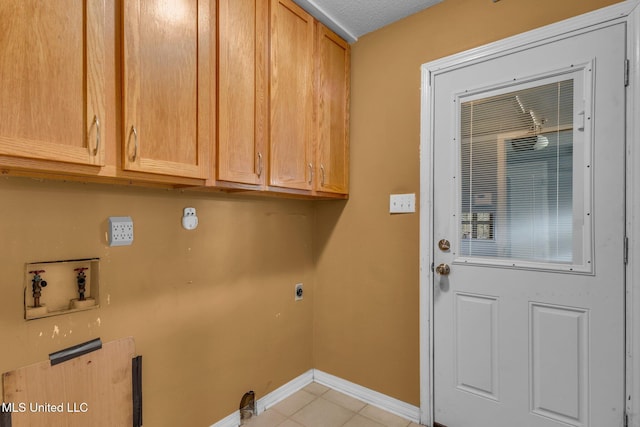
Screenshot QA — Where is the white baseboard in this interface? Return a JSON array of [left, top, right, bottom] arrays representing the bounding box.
[[209, 369, 420, 426], [209, 370, 314, 427], [209, 410, 240, 427], [313, 370, 421, 424], [257, 369, 314, 414]]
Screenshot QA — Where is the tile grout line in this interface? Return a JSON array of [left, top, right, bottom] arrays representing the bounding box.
[[273, 391, 325, 427], [338, 410, 359, 427], [358, 405, 387, 427]]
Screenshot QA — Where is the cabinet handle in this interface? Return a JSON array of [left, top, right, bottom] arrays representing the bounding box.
[[257, 152, 263, 178], [308, 163, 313, 185], [320, 165, 325, 187], [92, 115, 100, 156], [128, 125, 138, 162]]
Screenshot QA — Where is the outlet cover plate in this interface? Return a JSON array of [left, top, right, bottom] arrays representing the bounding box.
[[109, 216, 134, 246]]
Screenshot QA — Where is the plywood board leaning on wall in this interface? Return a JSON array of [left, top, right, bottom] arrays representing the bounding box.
[[2, 337, 136, 427]]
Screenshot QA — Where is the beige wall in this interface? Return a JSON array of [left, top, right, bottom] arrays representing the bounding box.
[[313, 0, 622, 406], [0, 177, 315, 426], [0, 1, 625, 426]]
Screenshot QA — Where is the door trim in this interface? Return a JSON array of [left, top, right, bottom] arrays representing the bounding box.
[[419, 1, 640, 426]]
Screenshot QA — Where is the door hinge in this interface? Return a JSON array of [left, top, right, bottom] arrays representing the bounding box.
[[625, 236, 629, 265], [625, 59, 630, 87], [625, 412, 629, 427]]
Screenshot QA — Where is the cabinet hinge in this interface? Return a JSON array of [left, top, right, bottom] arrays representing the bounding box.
[[625, 59, 630, 87], [431, 262, 435, 272], [625, 236, 629, 265], [625, 412, 629, 427]]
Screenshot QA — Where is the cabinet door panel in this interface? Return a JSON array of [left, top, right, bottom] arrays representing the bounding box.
[[269, 0, 314, 190], [317, 25, 349, 194], [217, 0, 267, 185], [123, 0, 210, 179], [0, 0, 105, 166]]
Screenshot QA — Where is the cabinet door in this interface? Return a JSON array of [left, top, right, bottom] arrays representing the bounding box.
[[217, 0, 268, 186], [0, 1, 105, 166], [269, 0, 314, 190], [316, 24, 350, 194], [123, 0, 211, 179]]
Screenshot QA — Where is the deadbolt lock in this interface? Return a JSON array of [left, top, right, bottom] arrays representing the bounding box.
[[438, 239, 451, 251], [435, 263, 451, 276]]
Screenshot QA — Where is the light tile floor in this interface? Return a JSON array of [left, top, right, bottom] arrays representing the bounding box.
[[244, 382, 423, 427]]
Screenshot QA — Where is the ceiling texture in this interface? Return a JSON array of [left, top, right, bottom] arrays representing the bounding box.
[[293, 0, 443, 43]]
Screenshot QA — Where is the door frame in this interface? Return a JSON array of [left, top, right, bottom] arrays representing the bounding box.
[[419, 1, 640, 426]]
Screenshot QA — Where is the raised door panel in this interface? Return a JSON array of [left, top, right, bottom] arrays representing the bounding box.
[[0, 1, 105, 166], [217, 0, 267, 186], [316, 24, 349, 194], [269, 0, 314, 191], [123, 0, 210, 179]]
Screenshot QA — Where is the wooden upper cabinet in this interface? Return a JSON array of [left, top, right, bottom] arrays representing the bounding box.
[[217, 0, 268, 186], [0, 1, 106, 166], [269, 0, 315, 191], [316, 24, 350, 195], [122, 0, 211, 179]]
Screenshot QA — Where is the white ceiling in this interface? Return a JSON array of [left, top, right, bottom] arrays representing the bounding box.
[[293, 0, 443, 43]]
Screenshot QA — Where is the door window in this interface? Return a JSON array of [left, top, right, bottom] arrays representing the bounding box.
[[456, 69, 592, 273]]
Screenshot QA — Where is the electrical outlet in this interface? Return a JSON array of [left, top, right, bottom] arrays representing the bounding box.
[[109, 216, 134, 246], [182, 207, 198, 230], [295, 283, 303, 301]]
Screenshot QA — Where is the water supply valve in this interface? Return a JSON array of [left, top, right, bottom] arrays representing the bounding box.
[[74, 267, 89, 301], [29, 270, 47, 307]]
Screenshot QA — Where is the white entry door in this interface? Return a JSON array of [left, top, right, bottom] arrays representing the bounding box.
[[431, 23, 626, 427]]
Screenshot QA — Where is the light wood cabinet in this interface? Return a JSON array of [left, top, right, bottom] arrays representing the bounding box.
[[269, 0, 315, 191], [122, 0, 211, 179], [267, 0, 350, 197], [216, 0, 268, 187], [0, 0, 106, 166], [316, 23, 350, 195], [0, 0, 347, 198]]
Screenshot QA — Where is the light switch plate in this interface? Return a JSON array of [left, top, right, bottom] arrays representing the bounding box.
[[390, 193, 416, 214]]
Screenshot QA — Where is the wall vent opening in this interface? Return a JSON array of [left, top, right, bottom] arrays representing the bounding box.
[[239, 390, 256, 423]]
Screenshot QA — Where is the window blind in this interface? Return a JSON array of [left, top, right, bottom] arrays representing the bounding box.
[[459, 79, 575, 264]]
